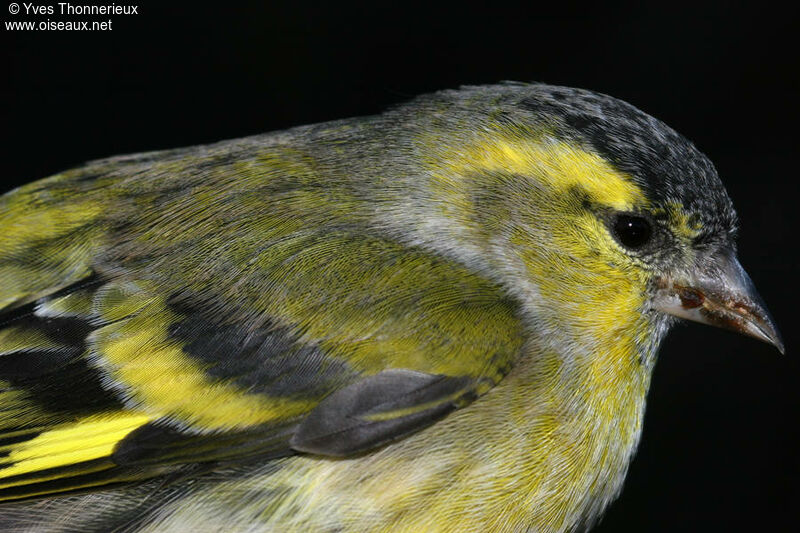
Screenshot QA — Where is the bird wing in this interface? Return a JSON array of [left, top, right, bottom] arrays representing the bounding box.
[[0, 153, 526, 502]]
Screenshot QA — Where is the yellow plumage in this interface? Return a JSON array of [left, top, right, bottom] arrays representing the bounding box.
[[0, 83, 780, 532]]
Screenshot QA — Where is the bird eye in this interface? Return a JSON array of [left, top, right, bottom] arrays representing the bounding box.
[[612, 214, 653, 249]]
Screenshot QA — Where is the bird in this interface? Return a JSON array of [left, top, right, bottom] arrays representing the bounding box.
[[0, 82, 782, 533]]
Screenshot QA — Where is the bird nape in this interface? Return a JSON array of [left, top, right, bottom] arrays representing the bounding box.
[[0, 83, 782, 533]]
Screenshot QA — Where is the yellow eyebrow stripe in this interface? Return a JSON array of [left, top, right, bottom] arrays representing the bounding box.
[[436, 135, 647, 210]]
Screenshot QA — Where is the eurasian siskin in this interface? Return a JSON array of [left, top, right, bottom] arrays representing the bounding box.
[[0, 83, 782, 532]]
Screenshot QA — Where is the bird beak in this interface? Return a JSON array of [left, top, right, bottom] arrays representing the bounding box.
[[652, 252, 784, 353]]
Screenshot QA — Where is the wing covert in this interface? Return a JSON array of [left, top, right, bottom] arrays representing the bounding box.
[[0, 150, 526, 502]]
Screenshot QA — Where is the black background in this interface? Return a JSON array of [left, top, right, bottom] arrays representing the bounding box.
[[2, 4, 798, 532]]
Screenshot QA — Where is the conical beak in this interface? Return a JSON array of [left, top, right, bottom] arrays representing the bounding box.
[[652, 252, 784, 353]]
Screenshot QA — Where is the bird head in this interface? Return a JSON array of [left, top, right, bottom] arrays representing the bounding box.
[[407, 84, 783, 358]]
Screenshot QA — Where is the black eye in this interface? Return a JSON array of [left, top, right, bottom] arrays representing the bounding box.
[[612, 214, 653, 249]]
